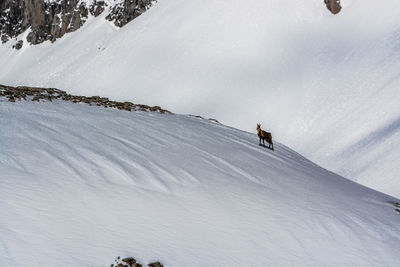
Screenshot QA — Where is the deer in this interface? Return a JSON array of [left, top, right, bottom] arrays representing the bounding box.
[[257, 124, 274, 151]]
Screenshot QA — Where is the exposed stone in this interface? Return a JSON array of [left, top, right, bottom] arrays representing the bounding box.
[[189, 114, 221, 124], [190, 114, 204, 119], [324, 0, 341, 14], [106, 0, 153, 27], [12, 39, 23, 49], [208, 118, 220, 123], [0, 84, 172, 114], [1, 34, 9, 43], [122, 257, 137, 267], [148, 261, 164, 267], [0, 0, 155, 45], [89, 0, 105, 17], [112, 256, 146, 267]]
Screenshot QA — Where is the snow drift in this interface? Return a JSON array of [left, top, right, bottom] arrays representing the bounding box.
[[1, 99, 400, 266], [1, 0, 400, 197]]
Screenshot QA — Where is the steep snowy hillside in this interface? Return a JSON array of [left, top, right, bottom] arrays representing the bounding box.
[[1, 99, 400, 266], [1, 0, 400, 197]]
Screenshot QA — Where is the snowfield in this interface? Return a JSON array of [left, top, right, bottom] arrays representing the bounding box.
[[1, 99, 400, 266], [1, 0, 400, 197]]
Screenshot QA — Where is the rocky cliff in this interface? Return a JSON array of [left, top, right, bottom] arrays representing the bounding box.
[[0, 0, 154, 48]]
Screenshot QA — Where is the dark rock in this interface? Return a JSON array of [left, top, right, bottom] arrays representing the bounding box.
[[112, 256, 143, 267], [0, 84, 172, 114], [32, 95, 41, 101], [1, 34, 9, 43], [148, 262, 164, 267], [90, 0, 105, 17], [106, 0, 153, 27], [12, 39, 23, 49], [324, 0, 341, 14], [122, 257, 136, 266], [208, 118, 220, 123], [190, 114, 204, 119], [1, 0, 155, 46]]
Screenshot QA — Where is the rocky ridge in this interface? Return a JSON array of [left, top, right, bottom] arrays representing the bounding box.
[[0, 84, 171, 114], [0, 0, 155, 48]]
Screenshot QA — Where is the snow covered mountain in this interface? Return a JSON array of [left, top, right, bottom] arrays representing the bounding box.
[[1, 0, 400, 197], [1, 97, 400, 266]]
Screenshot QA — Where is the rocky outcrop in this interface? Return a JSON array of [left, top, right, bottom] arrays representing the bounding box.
[[1, 0, 89, 45], [0, 84, 171, 114], [148, 262, 164, 267], [0, 0, 155, 48], [324, 0, 341, 14], [111, 256, 164, 267], [106, 0, 153, 27], [12, 39, 23, 49]]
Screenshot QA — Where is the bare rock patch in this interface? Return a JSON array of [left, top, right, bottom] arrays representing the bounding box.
[[324, 0, 341, 14], [111, 256, 164, 267], [0, 84, 172, 114]]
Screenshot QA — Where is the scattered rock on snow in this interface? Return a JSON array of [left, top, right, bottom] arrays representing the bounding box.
[[148, 261, 164, 267], [0, 84, 172, 114], [324, 0, 342, 14], [189, 114, 220, 124], [122, 257, 142, 267], [12, 39, 23, 49], [208, 118, 219, 123], [111, 256, 162, 267]]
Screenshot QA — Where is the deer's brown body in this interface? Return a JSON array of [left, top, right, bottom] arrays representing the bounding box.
[[257, 124, 274, 151]]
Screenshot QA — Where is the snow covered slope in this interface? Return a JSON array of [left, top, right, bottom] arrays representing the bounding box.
[[1, 99, 400, 266], [1, 0, 400, 197]]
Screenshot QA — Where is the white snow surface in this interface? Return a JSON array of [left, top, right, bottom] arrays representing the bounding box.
[[1, 0, 400, 197], [1, 99, 400, 266]]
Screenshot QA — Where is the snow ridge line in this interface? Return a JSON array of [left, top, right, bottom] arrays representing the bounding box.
[[0, 84, 172, 114]]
